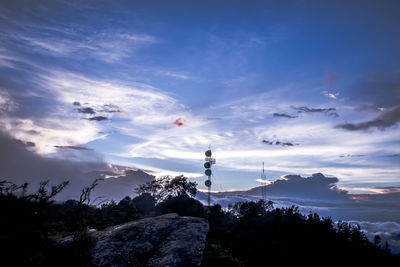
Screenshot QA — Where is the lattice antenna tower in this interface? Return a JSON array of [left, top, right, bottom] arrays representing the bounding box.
[[260, 161, 267, 201], [204, 145, 216, 206]]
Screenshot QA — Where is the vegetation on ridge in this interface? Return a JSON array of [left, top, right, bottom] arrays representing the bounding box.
[[0, 176, 398, 266]]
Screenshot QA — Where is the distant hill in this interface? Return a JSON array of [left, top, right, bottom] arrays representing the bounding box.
[[90, 169, 155, 203]]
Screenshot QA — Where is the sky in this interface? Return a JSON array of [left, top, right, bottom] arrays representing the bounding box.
[[0, 0, 399, 193]]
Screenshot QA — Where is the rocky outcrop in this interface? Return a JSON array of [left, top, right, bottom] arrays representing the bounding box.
[[91, 213, 209, 267]]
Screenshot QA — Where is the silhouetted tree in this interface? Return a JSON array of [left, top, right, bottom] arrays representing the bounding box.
[[136, 175, 197, 203], [73, 178, 102, 241], [157, 194, 205, 217], [132, 193, 156, 215]]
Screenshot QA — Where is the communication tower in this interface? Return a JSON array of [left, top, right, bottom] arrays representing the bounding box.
[[204, 145, 216, 206], [260, 161, 267, 200]]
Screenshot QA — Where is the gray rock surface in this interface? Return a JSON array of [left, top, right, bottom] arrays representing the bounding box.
[[91, 213, 209, 267]]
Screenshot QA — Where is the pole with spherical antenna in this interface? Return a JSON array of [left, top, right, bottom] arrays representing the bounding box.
[[204, 145, 215, 206]]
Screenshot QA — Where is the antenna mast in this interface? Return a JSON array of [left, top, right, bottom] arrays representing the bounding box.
[[204, 145, 215, 206], [260, 161, 267, 200]]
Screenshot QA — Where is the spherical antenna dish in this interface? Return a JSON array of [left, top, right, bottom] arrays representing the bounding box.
[[205, 150, 212, 157], [204, 162, 211, 169], [205, 169, 212, 176], [205, 180, 212, 187]]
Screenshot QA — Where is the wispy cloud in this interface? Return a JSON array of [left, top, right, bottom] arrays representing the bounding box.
[[155, 70, 192, 80], [0, 90, 17, 113], [5, 26, 157, 63], [54, 145, 92, 151]]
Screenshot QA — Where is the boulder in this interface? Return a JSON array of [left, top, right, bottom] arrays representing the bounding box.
[[91, 213, 209, 267]]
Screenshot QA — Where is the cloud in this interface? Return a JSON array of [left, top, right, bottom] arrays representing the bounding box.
[[0, 131, 153, 202], [336, 105, 400, 131], [75, 103, 124, 116], [102, 104, 124, 113], [173, 118, 187, 127], [371, 187, 400, 194], [25, 141, 35, 147], [339, 154, 365, 158], [77, 107, 96, 115], [322, 91, 339, 99], [241, 173, 349, 202], [0, 116, 102, 154], [10, 29, 157, 63], [230, 105, 246, 110], [346, 73, 400, 110], [0, 90, 17, 113], [348, 221, 400, 254], [259, 173, 349, 201], [156, 70, 191, 80], [0, 130, 103, 191], [292, 106, 339, 118], [89, 116, 109, 121], [54, 145, 92, 151], [262, 140, 297, 146], [273, 113, 298, 119]]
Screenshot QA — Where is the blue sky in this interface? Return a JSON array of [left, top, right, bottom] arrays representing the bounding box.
[[0, 0, 399, 193]]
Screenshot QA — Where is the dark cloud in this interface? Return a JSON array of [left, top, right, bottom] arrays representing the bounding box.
[[336, 105, 400, 131], [262, 173, 348, 201], [0, 131, 153, 202], [292, 106, 339, 118], [339, 154, 365, 158], [262, 140, 273, 145], [25, 141, 35, 147], [89, 116, 109, 121], [199, 173, 400, 224], [346, 74, 400, 110], [0, 131, 103, 195], [262, 140, 297, 146], [77, 107, 96, 115], [215, 173, 349, 203], [273, 113, 298, 119], [74, 103, 124, 116], [173, 118, 186, 127], [54, 145, 92, 151]]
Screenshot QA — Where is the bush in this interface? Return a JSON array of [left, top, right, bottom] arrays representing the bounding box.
[[157, 195, 205, 218]]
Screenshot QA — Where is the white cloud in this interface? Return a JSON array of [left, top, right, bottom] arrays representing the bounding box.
[[0, 116, 103, 154], [11, 30, 157, 63], [0, 89, 17, 113], [322, 91, 339, 99], [348, 220, 400, 253], [155, 70, 192, 80]]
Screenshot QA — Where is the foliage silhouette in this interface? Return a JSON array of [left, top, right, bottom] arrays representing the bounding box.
[[1, 177, 399, 266], [135, 175, 197, 203]]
